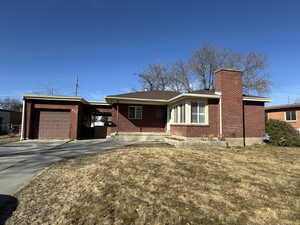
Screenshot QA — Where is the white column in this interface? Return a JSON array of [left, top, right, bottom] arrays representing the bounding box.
[[186, 101, 191, 124], [166, 106, 171, 131]]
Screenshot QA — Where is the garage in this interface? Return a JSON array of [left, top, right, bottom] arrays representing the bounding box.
[[22, 95, 112, 140], [34, 110, 71, 139]]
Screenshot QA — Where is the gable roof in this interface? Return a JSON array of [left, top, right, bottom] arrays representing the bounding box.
[[107, 91, 181, 100]]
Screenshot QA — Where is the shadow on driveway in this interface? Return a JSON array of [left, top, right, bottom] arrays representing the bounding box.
[[0, 194, 18, 225]]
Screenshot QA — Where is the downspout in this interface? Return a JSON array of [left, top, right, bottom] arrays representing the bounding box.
[[116, 101, 119, 134], [242, 101, 246, 147], [20, 99, 25, 141], [219, 97, 223, 138]]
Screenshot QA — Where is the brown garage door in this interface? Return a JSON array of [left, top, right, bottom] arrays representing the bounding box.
[[37, 110, 71, 139]]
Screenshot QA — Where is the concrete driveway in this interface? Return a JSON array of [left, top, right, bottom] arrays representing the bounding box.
[[0, 139, 135, 195]]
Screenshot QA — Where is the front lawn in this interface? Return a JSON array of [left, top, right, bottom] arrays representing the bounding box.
[[6, 144, 300, 225]]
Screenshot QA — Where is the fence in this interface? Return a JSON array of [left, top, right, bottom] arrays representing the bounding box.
[[0, 123, 21, 135]]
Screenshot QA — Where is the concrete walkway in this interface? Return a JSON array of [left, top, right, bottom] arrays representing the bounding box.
[[0, 139, 135, 195]]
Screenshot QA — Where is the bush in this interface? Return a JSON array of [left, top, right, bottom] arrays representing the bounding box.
[[266, 119, 300, 146]]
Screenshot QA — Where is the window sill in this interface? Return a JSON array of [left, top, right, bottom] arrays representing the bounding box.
[[285, 120, 297, 123], [171, 123, 209, 127]]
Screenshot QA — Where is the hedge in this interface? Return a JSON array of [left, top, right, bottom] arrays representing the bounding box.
[[265, 119, 300, 147]]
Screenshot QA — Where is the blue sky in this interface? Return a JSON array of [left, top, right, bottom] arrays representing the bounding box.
[[0, 0, 299, 106]]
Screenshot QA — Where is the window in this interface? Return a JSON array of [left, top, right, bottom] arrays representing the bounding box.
[[180, 104, 185, 123], [286, 110, 297, 121], [128, 106, 143, 120], [191, 102, 206, 124]]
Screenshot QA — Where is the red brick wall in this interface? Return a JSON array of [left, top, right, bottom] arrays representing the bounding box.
[[111, 104, 167, 133], [24, 100, 80, 139], [244, 101, 265, 137], [267, 111, 285, 121], [170, 99, 220, 137], [267, 109, 300, 129], [215, 69, 244, 138]]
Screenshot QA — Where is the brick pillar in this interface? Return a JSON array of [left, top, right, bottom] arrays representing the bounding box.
[[25, 101, 34, 139], [70, 105, 79, 139], [215, 69, 243, 138]]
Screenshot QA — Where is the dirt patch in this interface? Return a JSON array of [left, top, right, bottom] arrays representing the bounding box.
[[6, 145, 300, 225]]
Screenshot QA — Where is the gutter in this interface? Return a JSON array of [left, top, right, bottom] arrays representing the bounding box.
[[243, 97, 271, 102]]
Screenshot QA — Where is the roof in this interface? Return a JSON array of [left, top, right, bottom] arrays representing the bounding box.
[[106, 89, 271, 103], [23, 94, 89, 104], [243, 94, 268, 98], [22, 91, 271, 106], [189, 89, 216, 95], [265, 104, 300, 111], [22, 94, 110, 106], [107, 91, 181, 100]]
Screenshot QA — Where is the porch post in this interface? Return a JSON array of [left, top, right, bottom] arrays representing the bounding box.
[[186, 101, 191, 123], [166, 106, 171, 133]]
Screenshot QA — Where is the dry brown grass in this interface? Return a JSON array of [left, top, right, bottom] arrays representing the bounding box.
[[6, 144, 300, 225]]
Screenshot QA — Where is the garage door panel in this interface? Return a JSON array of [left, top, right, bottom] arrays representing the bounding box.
[[38, 110, 71, 139]]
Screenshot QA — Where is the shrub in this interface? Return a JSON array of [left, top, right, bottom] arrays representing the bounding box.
[[266, 119, 300, 146]]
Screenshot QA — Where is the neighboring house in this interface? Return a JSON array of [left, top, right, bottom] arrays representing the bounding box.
[[0, 109, 22, 134], [265, 104, 300, 132], [21, 69, 271, 145]]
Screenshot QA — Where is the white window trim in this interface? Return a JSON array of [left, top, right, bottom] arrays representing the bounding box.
[[191, 101, 208, 125], [128, 106, 143, 120], [170, 100, 209, 126], [285, 111, 297, 122]]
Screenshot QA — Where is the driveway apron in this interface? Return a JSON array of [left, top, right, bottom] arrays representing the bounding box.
[[0, 139, 135, 195]]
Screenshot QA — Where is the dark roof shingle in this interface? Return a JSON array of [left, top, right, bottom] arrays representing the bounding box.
[[106, 90, 268, 101], [106, 90, 181, 100], [189, 89, 216, 95]]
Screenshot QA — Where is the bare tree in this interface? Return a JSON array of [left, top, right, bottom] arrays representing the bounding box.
[[168, 61, 193, 92], [0, 98, 22, 112], [189, 44, 243, 90], [137, 44, 271, 95], [241, 52, 271, 95], [189, 44, 271, 94], [32, 87, 60, 96], [137, 64, 170, 91]]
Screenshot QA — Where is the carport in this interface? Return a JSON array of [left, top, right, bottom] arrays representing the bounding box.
[[21, 95, 112, 140]]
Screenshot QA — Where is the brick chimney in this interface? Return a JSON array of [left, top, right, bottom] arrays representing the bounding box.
[[215, 69, 243, 138]]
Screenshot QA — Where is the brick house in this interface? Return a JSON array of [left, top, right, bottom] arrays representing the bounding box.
[[265, 104, 300, 132], [21, 69, 271, 145]]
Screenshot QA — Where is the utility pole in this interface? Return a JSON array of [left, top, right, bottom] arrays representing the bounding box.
[[75, 76, 79, 96], [288, 96, 290, 104]]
